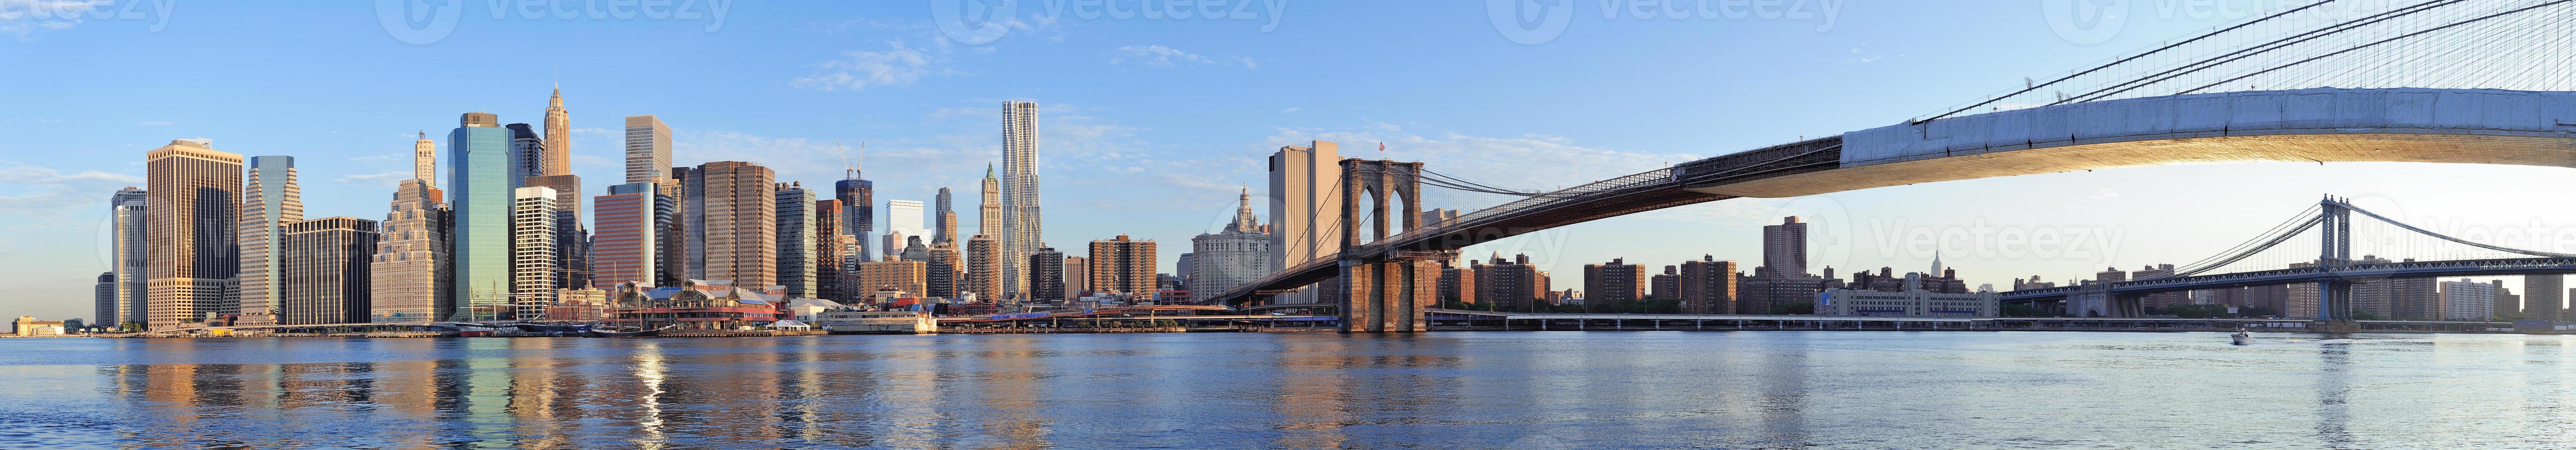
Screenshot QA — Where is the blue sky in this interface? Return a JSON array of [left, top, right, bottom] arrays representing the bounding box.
[[7, 0, 2576, 319]]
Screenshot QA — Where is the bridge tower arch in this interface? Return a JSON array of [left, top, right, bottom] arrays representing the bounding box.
[[1338, 159, 1439, 332]]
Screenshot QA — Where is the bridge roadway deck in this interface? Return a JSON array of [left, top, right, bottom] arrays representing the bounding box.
[[2002, 257, 2576, 301]]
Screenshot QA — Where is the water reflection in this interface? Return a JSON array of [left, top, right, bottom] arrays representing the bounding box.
[[2313, 342, 2354, 448], [5, 333, 2573, 448]]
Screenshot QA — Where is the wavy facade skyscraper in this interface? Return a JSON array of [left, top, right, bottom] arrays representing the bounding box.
[[1000, 101, 1042, 298]]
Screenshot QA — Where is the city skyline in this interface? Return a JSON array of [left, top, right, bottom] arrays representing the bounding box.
[[16, 3, 2576, 320]]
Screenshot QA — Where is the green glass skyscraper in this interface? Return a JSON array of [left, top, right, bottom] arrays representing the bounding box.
[[450, 112, 513, 321]]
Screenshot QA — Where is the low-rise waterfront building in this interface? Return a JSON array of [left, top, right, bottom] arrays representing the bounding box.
[[607, 279, 784, 330], [1819, 280, 2001, 317]]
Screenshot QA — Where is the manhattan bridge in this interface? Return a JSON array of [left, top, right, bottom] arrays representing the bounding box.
[[1201, 0, 2576, 332]]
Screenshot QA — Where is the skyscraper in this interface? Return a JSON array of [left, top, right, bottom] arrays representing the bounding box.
[[1270, 141, 1343, 305], [370, 133, 449, 323], [934, 187, 957, 245], [542, 88, 571, 177], [592, 182, 669, 289], [1088, 235, 1158, 296], [93, 272, 115, 328], [522, 105, 584, 289], [235, 155, 302, 325], [837, 166, 875, 263], [926, 244, 961, 299], [776, 183, 820, 298], [144, 139, 241, 328], [1190, 188, 1273, 298], [1027, 247, 1066, 303], [507, 123, 544, 187], [1763, 216, 1809, 277], [624, 115, 672, 186], [452, 112, 515, 321], [814, 198, 848, 301], [978, 164, 1003, 241], [1064, 256, 1089, 295], [887, 199, 928, 239], [279, 217, 378, 325], [966, 235, 1002, 303], [110, 187, 147, 327], [512, 186, 563, 319], [1000, 101, 1044, 298], [678, 161, 778, 287], [524, 173, 586, 288]]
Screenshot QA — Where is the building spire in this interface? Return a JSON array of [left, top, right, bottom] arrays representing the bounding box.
[[1230, 185, 1259, 232], [412, 131, 436, 185]]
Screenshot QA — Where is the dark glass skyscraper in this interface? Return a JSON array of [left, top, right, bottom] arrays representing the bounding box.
[[836, 170, 874, 262]]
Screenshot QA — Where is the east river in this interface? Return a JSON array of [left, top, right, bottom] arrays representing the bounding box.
[[4, 331, 2574, 449]]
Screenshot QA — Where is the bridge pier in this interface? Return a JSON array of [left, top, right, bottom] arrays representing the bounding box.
[[1339, 256, 1440, 332], [2065, 284, 2147, 318]]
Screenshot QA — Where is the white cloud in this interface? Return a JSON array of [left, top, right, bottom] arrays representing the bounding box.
[[1111, 45, 1257, 70], [334, 171, 409, 188], [0, 0, 102, 39], [793, 41, 949, 91], [2090, 188, 2120, 199], [0, 159, 142, 231]]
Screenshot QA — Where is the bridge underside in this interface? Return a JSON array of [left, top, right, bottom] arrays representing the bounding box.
[[1688, 132, 2576, 198], [1694, 89, 2576, 197]]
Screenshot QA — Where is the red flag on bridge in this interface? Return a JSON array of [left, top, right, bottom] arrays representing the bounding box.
[[1377, 142, 1385, 152]]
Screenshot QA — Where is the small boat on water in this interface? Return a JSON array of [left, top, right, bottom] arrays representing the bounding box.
[[582, 326, 668, 338], [2231, 328, 2254, 345]]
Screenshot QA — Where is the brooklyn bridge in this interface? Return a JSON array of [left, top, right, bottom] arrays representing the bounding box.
[[1201, 0, 2576, 332]]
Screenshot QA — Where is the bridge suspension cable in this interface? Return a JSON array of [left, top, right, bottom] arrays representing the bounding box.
[[2160, 204, 2326, 278], [1920, 0, 2576, 124], [2333, 199, 2576, 259]]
